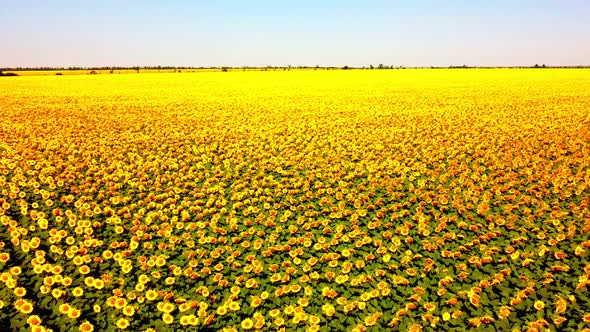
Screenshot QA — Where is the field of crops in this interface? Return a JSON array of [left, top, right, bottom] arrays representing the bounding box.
[[1, 69, 590, 332]]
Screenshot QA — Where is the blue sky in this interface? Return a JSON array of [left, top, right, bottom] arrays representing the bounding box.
[[1, 0, 588, 67]]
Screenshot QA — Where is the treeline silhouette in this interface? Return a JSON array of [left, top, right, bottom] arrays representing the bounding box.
[[1, 64, 589, 75], [0, 70, 18, 76]]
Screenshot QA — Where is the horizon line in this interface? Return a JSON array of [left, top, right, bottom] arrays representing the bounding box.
[[3, 64, 590, 71]]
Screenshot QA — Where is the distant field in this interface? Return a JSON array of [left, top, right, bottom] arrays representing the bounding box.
[[1, 69, 589, 331]]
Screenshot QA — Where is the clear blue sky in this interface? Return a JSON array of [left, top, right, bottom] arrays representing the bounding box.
[[1, 0, 589, 68]]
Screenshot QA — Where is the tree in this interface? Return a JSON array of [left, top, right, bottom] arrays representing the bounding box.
[[0, 70, 18, 77]]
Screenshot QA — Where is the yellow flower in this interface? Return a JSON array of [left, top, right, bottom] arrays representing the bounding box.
[[138, 274, 150, 283], [534, 300, 545, 311], [145, 290, 158, 301], [424, 302, 436, 312], [72, 287, 84, 297], [123, 306, 136, 316], [59, 303, 71, 314], [442, 312, 451, 321], [309, 315, 320, 325], [84, 277, 95, 287], [0, 252, 9, 263], [116, 318, 129, 329], [335, 275, 349, 284], [241, 318, 254, 330], [162, 313, 174, 324], [27, 315, 42, 326], [52, 288, 63, 299], [269, 309, 281, 317], [228, 301, 240, 311], [179, 315, 191, 326], [93, 279, 105, 289], [79, 321, 94, 332], [274, 317, 285, 326], [14, 287, 26, 297], [114, 298, 127, 310], [10, 266, 22, 275], [216, 305, 228, 315], [68, 308, 81, 319]]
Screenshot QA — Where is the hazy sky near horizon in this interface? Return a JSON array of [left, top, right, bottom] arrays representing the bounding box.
[[1, 0, 589, 68]]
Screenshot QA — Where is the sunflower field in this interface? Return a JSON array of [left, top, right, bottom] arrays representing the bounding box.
[[1, 69, 590, 332]]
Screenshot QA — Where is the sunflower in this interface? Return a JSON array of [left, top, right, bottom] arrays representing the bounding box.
[[161, 302, 176, 314], [364, 315, 377, 326], [179, 315, 191, 326], [298, 297, 310, 307], [116, 318, 129, 329], [84, 277, 95, 287], [228, 301, 240, 311], [123, 306, 136, 316], [309, 315, 320, 325], [335, 275, 349, 284], [72, 287, 84, 297], [551, 316, 567, 325], [26, 315, 42, 326], [254, 318, 265, 330], [162, 313, 174, 324], [59, 303, 71, 314], [245, 278, 257, 288], [14, 287, 26, 297], [135, 283, 145, 292], [0, 252, 9, 263], [78, 321, 94, 332], [67, 308, 81, 319], [284, 305, 295, 316], [62, 276, 73, 287], [78, 265, 90, 274], [145, 290, 158, 301], [216, 305, 228, 316], [241, 318, 254, 330]]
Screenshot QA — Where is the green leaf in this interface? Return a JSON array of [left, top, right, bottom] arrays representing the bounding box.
[[494, 319, 510, 331], [346, 316, 356, 326]]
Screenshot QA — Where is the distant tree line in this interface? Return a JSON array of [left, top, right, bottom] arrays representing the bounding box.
[[0, 70, 18, 76], [0, 66, 196, 71], [1, 64, 589, 74]]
